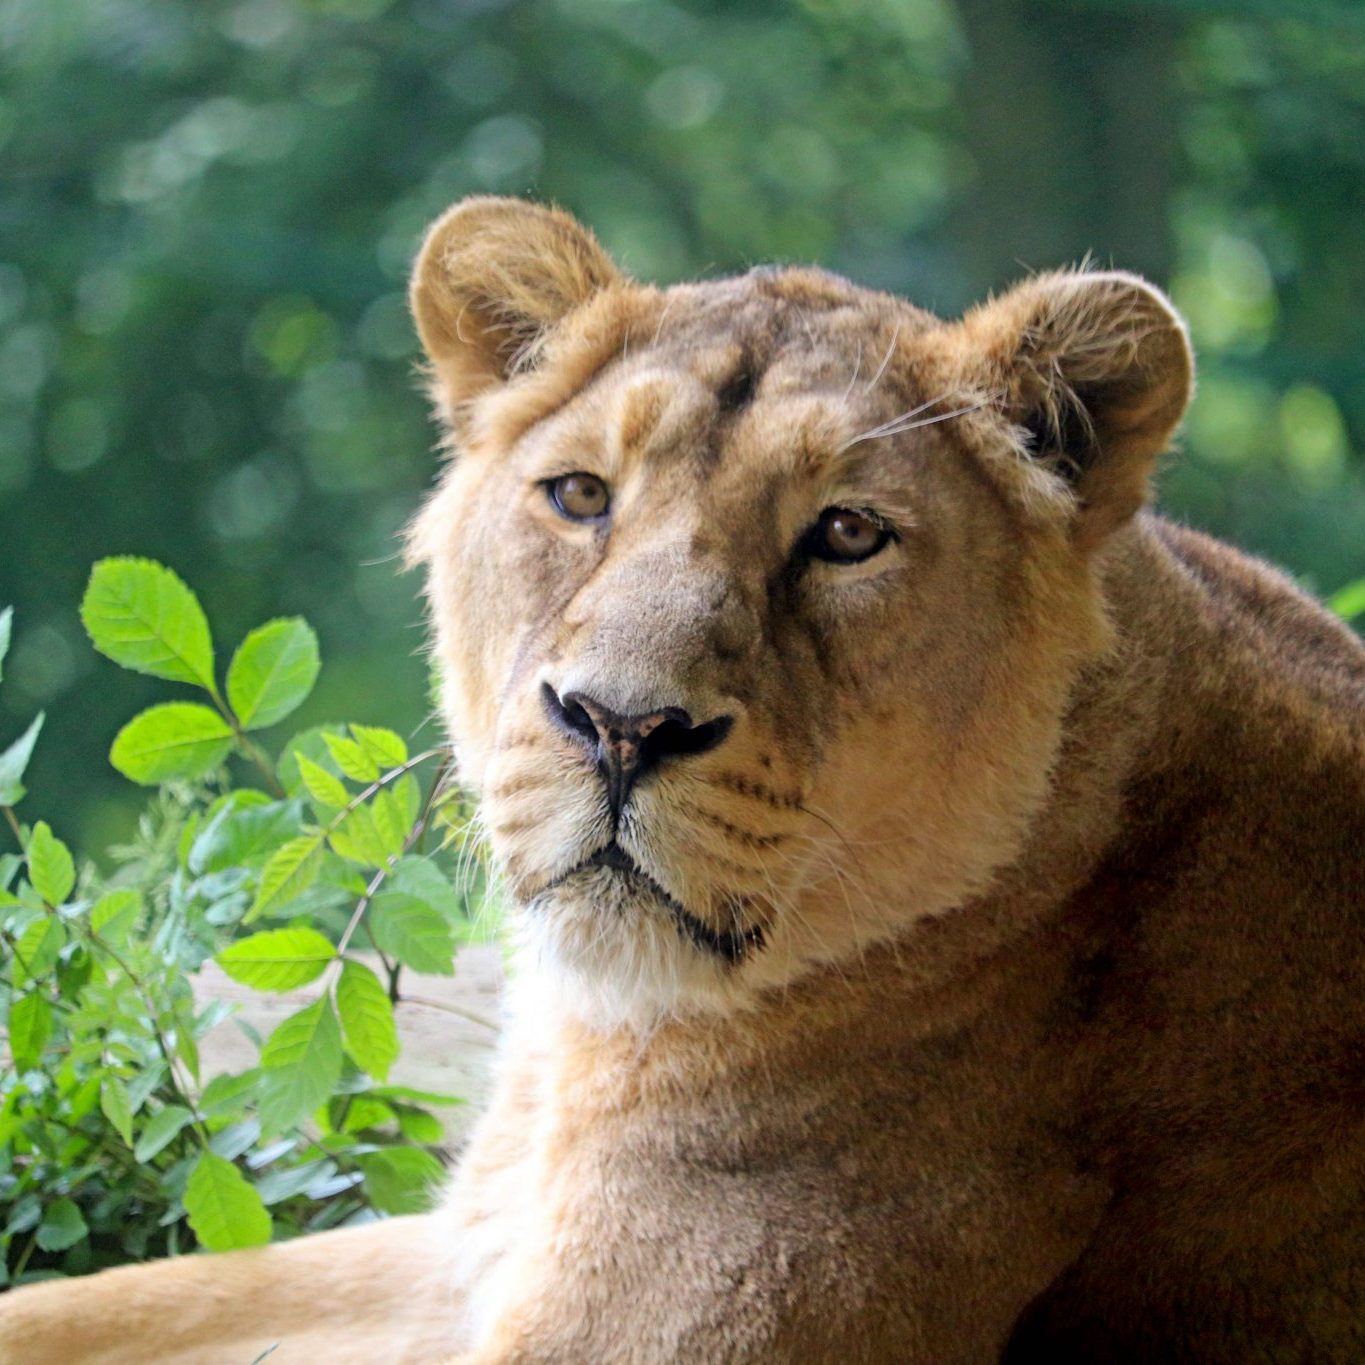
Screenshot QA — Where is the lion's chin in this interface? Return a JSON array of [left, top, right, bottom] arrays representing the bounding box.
[[514, 861, 755, 1030]]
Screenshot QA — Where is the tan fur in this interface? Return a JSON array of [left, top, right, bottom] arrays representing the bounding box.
[[5, 197, 1363, 1363]]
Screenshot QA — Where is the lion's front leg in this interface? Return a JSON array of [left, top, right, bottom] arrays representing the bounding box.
[[0, 1211, 467, 1365]]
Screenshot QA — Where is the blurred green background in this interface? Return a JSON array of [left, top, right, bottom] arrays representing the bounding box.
[[1, 0, 1362, 852]]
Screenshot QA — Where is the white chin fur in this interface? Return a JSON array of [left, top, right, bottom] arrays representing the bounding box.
[[509, 868, 749, 1033]]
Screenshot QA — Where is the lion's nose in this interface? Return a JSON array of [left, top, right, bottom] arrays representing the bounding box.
[[541, 682, 733, 818]]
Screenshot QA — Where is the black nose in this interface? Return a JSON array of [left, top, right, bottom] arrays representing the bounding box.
[[541, 682, 733, 818]]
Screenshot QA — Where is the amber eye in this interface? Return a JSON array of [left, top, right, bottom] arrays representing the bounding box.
[[804, 507, 894, 564], [547, 472, 610, 521]]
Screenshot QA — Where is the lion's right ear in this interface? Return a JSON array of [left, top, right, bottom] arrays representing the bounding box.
[[956, 269, 1194, 547], [409, 196, 624, 411]]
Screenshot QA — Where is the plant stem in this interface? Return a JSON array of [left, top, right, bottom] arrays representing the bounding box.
[[1, 803, 24, 847], [10, 1229, 38, 1280], [397, 993, 499, 1034]]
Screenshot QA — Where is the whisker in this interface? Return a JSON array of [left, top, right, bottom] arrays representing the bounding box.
[[841, 399, 989, 451], [844, 389, 957, 444], [651, 295, 677, 348], [839, 340, 863, 405], [864, 323, 901, 393]]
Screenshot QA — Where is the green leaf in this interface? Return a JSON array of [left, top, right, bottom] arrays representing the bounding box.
[[297, 755, 349, 810], [36, 1197, 88, 1252], [276, 725, 346, 798], [134, 1103, 194, 1161], [189, 796, 303, 874], [351, 724, 408, 768], [371, 1084, 465, 1108], [389, 855, 457, 913], [245, 832, 325, 923], [394, 1106, 444, 1144], [0, 712, 43, 806], [371, 785, 413, 859], [329, 800, 404, 869], [184, 1152, 272, 1252], [81, 557, 216, 689], [199, 1069, 261, 1119], [336, 960, 399, 1081], [258, 998, 343, 1133], [100, 1076, 134, 1148], [0, 605, 10, 682], [110, 702, 234, 785], [226, 618, 320, 731], [1329, 577, 1365, 622], [27, 821, 75, 906], [218, 927, 336, 992], [90, 888, 143, 942], [369, 895, 456, 974], [323, 732, 379, 783], [8, 992, 52, 1068], [14, 914, 65, 982], [358, 1146, 443, 1215]]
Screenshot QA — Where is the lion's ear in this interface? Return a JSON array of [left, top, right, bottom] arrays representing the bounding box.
[[961, 270, 1194, 546], [410, 196, 623, 410]]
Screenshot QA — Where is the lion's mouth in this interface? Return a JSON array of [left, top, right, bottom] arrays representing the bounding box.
[[554, 840, 764, 965]]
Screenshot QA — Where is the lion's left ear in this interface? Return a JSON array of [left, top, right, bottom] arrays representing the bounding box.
[[960, 270, 1194, 546], [410, 196, 624, 414]]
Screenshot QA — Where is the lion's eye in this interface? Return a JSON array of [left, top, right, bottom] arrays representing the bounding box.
[[547, 472, 610, 521], [805, 507, 894, 564]]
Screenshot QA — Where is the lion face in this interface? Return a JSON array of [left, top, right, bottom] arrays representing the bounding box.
[[407, 198, 1192, 1027]]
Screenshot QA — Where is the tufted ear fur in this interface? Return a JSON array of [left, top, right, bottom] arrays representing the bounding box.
[[410, 196, 624, 414], [960, 270, 1194, 546]]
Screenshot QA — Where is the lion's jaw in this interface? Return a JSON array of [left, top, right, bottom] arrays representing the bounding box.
[[407, 199, 1190, 1032]]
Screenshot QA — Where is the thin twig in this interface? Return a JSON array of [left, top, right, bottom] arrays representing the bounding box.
[[397, 993, 500, 1035]]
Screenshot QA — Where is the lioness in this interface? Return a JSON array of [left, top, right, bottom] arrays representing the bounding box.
[[4, 196, 1363, 1364]]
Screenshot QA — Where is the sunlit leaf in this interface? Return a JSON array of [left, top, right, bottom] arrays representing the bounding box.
[[226, 618, 320, 731], [110, 703, 234, 785], [184, 1152, 271, 1252], [336, 960, 398, 1081], [369, 896, 455, 974], [258, 998, 343, 1133], [14, 914, 64, 982], [8, 992, 52, 1068], [244, 833, 325, 923], [218, 927, 335, 991], [350, 724, 408, 768], [28, 820, 75, 906], [81, 558, 215, 689], [297, 755, 349, 810], [323, 732, 379, 783]]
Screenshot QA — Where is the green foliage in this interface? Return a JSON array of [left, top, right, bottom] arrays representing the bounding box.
[[1, 562, 490, 1287]]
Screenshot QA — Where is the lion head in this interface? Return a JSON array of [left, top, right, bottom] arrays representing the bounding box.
[[406, 197, 1192, 1028]]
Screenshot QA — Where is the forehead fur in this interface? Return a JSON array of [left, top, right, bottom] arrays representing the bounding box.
[[466, 265, 940, 462]]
